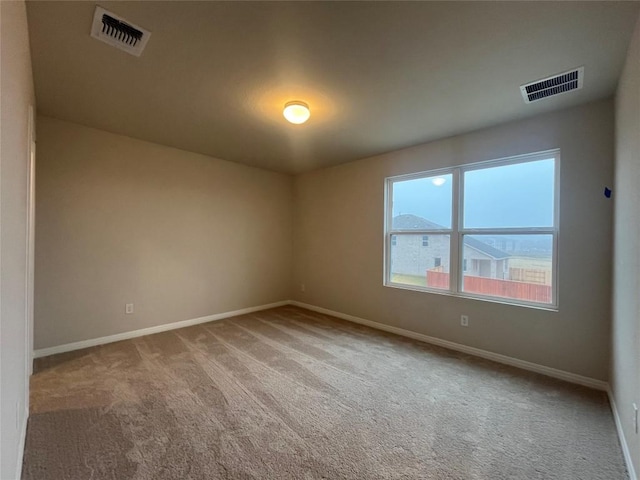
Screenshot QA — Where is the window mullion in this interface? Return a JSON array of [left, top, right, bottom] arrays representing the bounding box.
[[451, 167, 461, 293]]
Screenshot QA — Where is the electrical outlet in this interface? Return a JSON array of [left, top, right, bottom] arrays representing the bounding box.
[[634, 403, 638, 434], [460, 315, 469, 327], [125, 303, 134, 314], [300, 283, 306, 292]]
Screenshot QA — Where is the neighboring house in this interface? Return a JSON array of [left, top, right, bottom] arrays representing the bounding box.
[[390, 214, 510, 279], [463, 236, 510, 279]]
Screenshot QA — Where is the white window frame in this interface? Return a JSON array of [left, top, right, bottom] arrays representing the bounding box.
[[384, 149, 560, 310]]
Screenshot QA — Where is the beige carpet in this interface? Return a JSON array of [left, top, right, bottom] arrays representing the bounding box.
[[23, 306, 627, 479]]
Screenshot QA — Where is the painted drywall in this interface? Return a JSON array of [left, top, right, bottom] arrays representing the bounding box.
[[612, 12, 640, 477], [0, 1, 36, 478], [293, 98, 614, 381], [34, 116, 293, 349]]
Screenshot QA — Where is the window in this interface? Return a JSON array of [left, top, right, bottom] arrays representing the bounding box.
[[385, 150, 559, 308]]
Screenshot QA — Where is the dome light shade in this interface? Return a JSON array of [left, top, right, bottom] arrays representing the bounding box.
[[432, 177, 446, 186], [283, 101, 310, 124]]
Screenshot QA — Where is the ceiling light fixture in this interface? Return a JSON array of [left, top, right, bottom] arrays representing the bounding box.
[[283, 101, 310, 124]]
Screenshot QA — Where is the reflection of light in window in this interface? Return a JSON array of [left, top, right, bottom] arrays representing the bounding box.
[[432, 177, 446, 187]]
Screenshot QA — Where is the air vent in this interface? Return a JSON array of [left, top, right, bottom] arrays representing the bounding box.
[[90, 6, 151, 57], [520, 67, 584, 103]]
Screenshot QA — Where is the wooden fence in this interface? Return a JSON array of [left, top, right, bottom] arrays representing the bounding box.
[[426, 270, 552, 303], [509, 267, 549, 285], [426, 269, 449, 289]]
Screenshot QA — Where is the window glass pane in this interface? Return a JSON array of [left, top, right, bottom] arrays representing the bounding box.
[[463, 159, 555, 228], [461, 234, 553, 304], [392, 174, 453, 229], [390, 234, 450, 290]]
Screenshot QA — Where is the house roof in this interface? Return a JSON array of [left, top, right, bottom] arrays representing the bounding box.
[[392, 214, 509, 259], [392, 214, 445, 230], [25, 2, 640, 173], [464, 236, 510, 260]]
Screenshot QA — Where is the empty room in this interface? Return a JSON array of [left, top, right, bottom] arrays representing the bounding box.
[[2, 1, 640, 479]]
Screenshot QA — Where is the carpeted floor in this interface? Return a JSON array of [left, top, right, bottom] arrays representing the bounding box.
[[23, 306, 627, 479]]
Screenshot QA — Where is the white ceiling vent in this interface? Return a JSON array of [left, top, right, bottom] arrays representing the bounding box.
[[90, 6, 151, 57], [520, 67, 584, 104]]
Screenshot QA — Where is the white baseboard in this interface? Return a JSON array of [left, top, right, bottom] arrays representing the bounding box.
[[33, 301, 289, 358], [15, 404, 28, 480], [289, 301, 608, 391], [608, 387, 638, 480]]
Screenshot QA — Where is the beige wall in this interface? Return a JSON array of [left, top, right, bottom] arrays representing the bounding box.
[[293, 99, 614, 381], [612, 12, 640, 477], [1, 1, 36, 478], [34, 116, 293, 349]]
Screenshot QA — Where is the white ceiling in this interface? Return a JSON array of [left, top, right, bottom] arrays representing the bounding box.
[[26, 1, 640, 173]]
